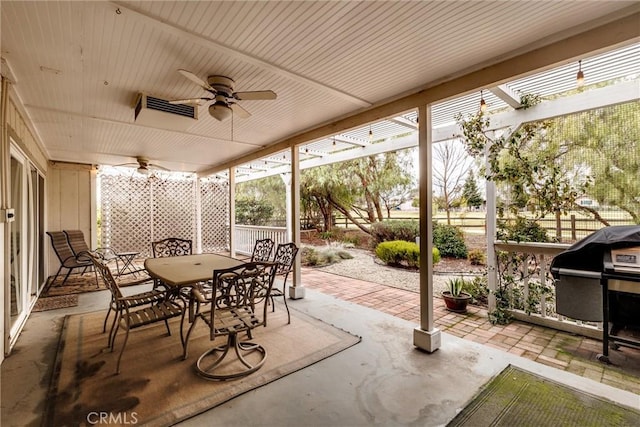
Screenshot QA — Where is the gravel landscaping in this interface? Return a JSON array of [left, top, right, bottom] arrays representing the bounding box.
[[310, 247, 485, 296]]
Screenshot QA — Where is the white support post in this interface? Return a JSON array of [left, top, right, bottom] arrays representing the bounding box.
[[194, 177, 202, 254], [289, 145, 305, 299], [280, 173, 292, 241], [228, 168, 236, 257], [485, 139, 497, 311], [413, 104, 441, 352]]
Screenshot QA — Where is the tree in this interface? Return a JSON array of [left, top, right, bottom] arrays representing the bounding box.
[[237, 175, 286, 222], [555, 101, 640, 224], [235, 197, 274, 225], [433, 140, 473, 224], [301, 151, 415, 232], [457, 93, 592, 241], [461, 173, 483, 209]]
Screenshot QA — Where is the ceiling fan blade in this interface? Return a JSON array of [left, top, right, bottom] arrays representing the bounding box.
[[169, 97, 211, 106], [178, 69, 213, 91], [149, 163, 170, 172], [230, 103, 251, 118], [233, 90, 277, 101]]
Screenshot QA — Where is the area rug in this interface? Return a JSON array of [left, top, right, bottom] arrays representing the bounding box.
[[44, 307, 361, 426], [32, 294, 79, 312], [43, 270, 153, 297], [448, 365, 640, 426]]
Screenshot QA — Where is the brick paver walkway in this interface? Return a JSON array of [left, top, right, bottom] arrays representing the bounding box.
[[302, 267, 640, 395]]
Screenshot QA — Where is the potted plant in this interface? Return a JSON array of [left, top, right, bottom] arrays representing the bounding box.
[[442, 277, 472, 313]]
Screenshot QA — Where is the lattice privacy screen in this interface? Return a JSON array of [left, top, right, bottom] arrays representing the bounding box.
[[201, 177, 230, 253], [98, 170, 229, 257]]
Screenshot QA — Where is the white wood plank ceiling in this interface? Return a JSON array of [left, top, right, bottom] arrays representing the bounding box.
[[1, 1, 638, 175]]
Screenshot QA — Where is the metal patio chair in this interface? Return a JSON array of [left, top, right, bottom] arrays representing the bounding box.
[[182, 261, 277, 380], [90, 253, 185, 374], [269, 242, 299, 324]]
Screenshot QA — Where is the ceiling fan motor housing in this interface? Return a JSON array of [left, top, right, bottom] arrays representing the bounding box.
[[207, 75, 235, 98]]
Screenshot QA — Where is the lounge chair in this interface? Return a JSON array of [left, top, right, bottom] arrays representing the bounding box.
[[46, 231, 96, 288]]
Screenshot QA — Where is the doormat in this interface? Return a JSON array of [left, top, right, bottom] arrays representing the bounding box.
[[32, 294, 79, 312], [44, 307, 361, 426], [448, 365, 640, 426]]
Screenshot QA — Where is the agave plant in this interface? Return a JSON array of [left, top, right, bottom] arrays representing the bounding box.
[[446, 277, 466, 297]]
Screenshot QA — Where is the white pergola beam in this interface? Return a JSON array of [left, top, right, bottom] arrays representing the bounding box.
[[489, 84, 522, 108], [235, 81, 638, 183]]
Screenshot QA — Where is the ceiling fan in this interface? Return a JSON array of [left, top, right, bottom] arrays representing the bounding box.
[[115, 156, 169, 175], [170, 69, 277, 121]]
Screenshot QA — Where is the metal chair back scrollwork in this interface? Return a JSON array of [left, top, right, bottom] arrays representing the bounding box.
[[151, 237, 193, 258], [250, 238, 275, 262]]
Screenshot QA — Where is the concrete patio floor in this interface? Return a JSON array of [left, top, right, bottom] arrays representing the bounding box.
[[2, 269, 640, 426]]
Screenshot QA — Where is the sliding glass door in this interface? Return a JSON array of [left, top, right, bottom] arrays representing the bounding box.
[[8, 143, 45, 348]]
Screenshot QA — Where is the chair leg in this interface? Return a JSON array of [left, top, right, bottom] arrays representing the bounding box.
[[281, 284, 291, 324], [61, 268, 73, 286], [195, 333, 267, 381], [115, 325, 130, 375], [102, 305, 113, 333], [182, 316, 199, 360]]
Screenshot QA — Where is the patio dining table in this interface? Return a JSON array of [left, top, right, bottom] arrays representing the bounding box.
[[144, 253, 245, 288]]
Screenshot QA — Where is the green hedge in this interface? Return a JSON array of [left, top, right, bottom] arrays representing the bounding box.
[[375, 240, 440, 268], [370, 220, 419, 247]]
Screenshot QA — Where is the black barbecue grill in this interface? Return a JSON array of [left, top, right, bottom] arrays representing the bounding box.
[[550, 225, 640, 363]]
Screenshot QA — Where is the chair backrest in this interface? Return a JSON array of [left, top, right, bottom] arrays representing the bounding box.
[[273, 242, 299, 277], [89, 253, 123, 300], [63, 230, 91, 256], [250, 238, 275, 262], [47, 231, 79, 266], [152, 238, 193, 258], [209, 261, 276, 337]]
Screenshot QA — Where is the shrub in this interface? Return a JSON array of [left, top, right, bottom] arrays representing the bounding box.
[[375, 240, 440, 268], [462, 275, 488, 305], [432, 247, 441, 264], [433, 223, 468, 258], [467, 249, 486, 265], [300, 245, 353, 267], [497, 216, 550, 243], [370, 220, 419, 247], [376, 240, 420, 268]]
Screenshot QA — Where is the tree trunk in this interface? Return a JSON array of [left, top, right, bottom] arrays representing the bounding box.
[[328, 196, 371, 234]]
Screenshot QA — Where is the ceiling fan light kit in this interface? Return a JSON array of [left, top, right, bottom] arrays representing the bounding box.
[[209, 100, 234, 122], [171, 69, 276, 122]]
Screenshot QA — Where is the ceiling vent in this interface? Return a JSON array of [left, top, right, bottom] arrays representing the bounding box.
[[134, 93, 197, 131]]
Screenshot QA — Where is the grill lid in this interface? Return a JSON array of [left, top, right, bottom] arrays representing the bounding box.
[[551, 225, 640, 275]]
